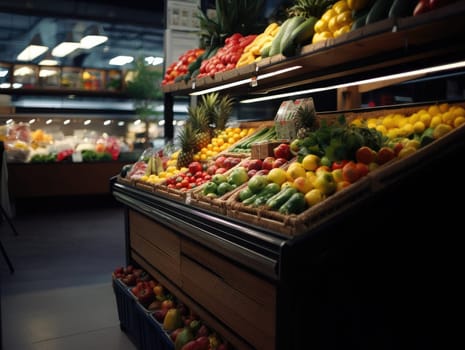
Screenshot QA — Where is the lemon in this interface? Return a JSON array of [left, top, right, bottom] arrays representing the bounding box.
[[376, 125, 387, 135], [428, 105, 440, 116], [419, 113, 432, 127], [433, 123, 452, 139], [398, 146, 416, 159], [441, 111, 454, 125], [453, 116, 465, 128], [301, 154, 320, 171], [286, 162, 306, 181], [439, 103, 449, 113], [382, 116, 395, 129], [413, 121, 426, 134], [305, 189, 325, 207], [430, 115, 442, 128], [267, 168, 287, 186]]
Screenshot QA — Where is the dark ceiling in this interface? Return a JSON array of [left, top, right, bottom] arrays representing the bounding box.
[[0, 0, 168, 69]]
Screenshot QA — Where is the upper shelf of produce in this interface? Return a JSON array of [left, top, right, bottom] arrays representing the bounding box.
[[161, 1, 465, 98]]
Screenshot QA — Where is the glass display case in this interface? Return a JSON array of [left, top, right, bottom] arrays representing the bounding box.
[[38, 66, 61, 88], [12, 64, 38, 89]]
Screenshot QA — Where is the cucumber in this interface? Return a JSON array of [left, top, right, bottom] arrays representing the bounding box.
[[365, 0, 394, 25], [269, 19, 291, 57], [388, 0, 417, 18], [279, 16, 306, 54], [281, 16, 317, 57], [278, 192, 306, 215], [261, 43, 271, 58], [352, 11, 369, 30], [253, 183, 281, 206], [266, 187, 298, 210]]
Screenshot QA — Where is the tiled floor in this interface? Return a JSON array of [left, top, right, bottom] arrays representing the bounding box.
[[0, 196, 137, 350]]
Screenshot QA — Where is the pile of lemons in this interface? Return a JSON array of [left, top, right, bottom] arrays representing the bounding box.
[[351, 103, 465, 139]]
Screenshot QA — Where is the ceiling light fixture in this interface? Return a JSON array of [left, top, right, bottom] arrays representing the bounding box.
[[240, 60, 465, 104], [80, 25, 108, 49], [109, 56, 134, 66], [17, 33, 48, 61], [52, 32, 81, 57], [145, 56, 164, 66], [39, 53, 59, 66], [190, 65, 303, 96]]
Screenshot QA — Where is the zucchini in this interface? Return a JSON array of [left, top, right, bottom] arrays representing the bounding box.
[[266, 187, 298, 210], [253, 183, 281, 206], [261, 43, 271, 58], [278, 192, 306, 215], [388, 0, 417, 18], [269, 18, 294, 56], [365, 0, 394, 25], [279, 16, 306, 54], [282, 16, 318, 57]]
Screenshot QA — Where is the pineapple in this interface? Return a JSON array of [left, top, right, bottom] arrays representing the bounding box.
[[200, 92, 220, 136], [287, 0, 337, 18], [188, 105, 211, 150], [295, 103, 318, 139], [215, 94, 234, 131], [176, 124, 197, 169]]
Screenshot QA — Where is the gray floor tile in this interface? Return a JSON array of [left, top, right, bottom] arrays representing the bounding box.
[[1, 198, 136, 350]]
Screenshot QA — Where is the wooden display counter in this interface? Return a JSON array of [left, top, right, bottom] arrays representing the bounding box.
[[7, 161, 126, 198]]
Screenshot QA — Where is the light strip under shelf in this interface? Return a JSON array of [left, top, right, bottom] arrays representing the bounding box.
[[240, 60, 465, 104], [189, 65, 302, 96]]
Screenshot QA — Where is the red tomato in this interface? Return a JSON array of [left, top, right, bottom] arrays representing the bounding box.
[[331, 160, 348, 170]]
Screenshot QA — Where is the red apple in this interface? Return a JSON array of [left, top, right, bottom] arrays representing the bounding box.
[[215, 167, 227, 174], [247, 169, 258, 178], [206, 164, 218, 175], [215, 156, 226, 168], [273, 143, 291, 160], [255, 169, 269, 176], [273, 157, 287, 168], [247, 159, 263, 171], [342, 161, 362, 183], [262, 156, 275, 170], [355, 146, 377, 164], [188, 161, 202, 174], [377, 146, 396, 165], [355, 162, 369, 177]]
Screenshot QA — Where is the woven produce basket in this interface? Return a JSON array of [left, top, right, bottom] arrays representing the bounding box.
[[226, 177, 371, 236]]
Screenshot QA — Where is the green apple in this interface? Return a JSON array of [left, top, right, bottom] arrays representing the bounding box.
[[228, 166, 248, 186], [212, 173, 227, 185], [313, 171, 336, 196]]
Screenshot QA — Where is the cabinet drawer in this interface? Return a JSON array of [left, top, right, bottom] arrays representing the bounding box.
[[129, 210, 181, 285], [181, 239, 276, 350]]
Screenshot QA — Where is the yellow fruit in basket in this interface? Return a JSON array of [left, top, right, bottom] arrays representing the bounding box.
[[419, 113, 432, 127], [305, 188, 325, 207], [428, 104, 440, 116], [439, 103, 449, 113], [321, 9, 336, 23], [267, 168, 287, 186], [433, 123, 452, 139], [413, 121, 426, 134], [454, 116, 465, 128], [293, 176, 314, 194], [301, 154, 320, 171], [286, 162, 306, 181], [430, 115, 442, 128], [441, 111, 454, 125]]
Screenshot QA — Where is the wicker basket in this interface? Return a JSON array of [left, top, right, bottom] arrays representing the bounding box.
[[226, 177, 371, 236]]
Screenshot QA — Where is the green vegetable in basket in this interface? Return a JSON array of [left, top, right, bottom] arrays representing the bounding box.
[[202, 181, 218, 195], [217, 182, 234, 196], [278, 192, 306, 215]]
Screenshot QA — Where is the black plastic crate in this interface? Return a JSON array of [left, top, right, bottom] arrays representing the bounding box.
[[136, 305, 174, 350], [112, 278, 143, 349]]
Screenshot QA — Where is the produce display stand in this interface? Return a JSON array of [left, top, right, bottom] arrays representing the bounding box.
[[112, 4, 465, 349]]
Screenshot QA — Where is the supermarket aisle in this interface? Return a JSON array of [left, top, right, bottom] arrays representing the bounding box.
[[0, 196, 136, 350]]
